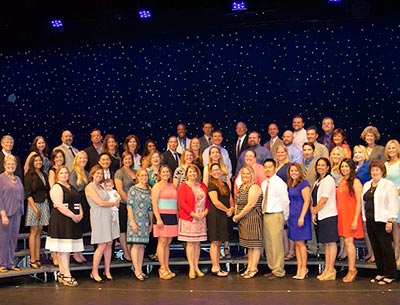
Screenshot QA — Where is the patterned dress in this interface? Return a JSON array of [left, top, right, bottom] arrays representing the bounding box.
[[235, 183, 263, 248], [127, 185, 152, 244], [178, 184, 208, 242], [386, 160, 400, 222]]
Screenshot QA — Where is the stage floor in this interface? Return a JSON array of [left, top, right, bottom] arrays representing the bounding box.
[[1, 266, 399, 305]]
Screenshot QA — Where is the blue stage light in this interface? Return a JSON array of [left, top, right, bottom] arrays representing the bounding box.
[[50, 19, 63, 28], [232, 2, 247, 11], [138, 10, 151, 19], [328, 0, 344, 3]]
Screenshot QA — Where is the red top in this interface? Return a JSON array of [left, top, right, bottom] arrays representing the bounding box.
[[177, 182, 210, 221]]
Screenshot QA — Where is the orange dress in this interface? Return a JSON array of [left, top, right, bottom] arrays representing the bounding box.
[[336, 179, 364, 238]]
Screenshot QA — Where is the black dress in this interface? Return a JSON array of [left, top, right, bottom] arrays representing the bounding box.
[[46, 184, 84, 252], [207, 181, 233, 241]]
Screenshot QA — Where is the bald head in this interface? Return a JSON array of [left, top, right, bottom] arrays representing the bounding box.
[[282, 130, 294, 146], [61, 130, 73, 146]]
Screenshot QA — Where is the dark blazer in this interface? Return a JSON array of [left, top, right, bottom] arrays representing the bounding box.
[[199, 135, 211, 155], [0, 151, 23, 181], [230, 134, 249, 176], [162, 150, 181, 175], [24, 170, 49, 203], [264, 137, 283, 159], [84, 145, 101, 171]]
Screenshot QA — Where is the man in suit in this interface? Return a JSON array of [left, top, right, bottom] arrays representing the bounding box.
[[0, 135, 23, 180], [162, 136, 181, 175], [176, 123, 191, 154], [264, 123, 283, 159], [231, 122, 249, 177], [199, 121, 213, 154], [306, 126, 329, 159], [317, 117, 335, 151], [84, 128, 103, 171], [53, 130, 79, 171]]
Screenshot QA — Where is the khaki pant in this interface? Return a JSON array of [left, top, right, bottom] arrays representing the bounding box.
[[263, 212, 285, 277]]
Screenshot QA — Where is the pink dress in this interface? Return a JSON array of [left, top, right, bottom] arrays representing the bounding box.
[[153, 183, 178, 238]]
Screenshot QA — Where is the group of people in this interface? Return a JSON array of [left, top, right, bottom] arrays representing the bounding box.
[[0, 116, 399, 286]]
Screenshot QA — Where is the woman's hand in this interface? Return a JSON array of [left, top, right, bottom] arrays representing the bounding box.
[[232, 215, 239, 223], [132, 223, 139, 234], [1, 215, 9, 227], [35, 209, 41, 221], [156, 218, 164, 228], [351, 220, 358, 231], [297, 217, 304, 227], [385, 222, 393, 233], [312, 214, 317, 225]]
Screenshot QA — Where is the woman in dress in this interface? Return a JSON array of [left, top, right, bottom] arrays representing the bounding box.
[[151, 165, 178, 280], [123, 135, 141, 170], [146, 151, 162, 187], [336, 159, 363, 282], [173, 149, 195, 188], [102, 134, 120, 174], [141, 140, 157, 169], [207, 163, 234, 277], [115, 151, 137, 262], [85, 165, 120, 283], [287, 163, 311, 280], [330, 146, 346, 186], [46, 166, 84, 287], [24, 136, 50, 175], [361, 126, 385, 161], [310, 157, 338, 281], [0, 155, 24, 272], [189, 137, 203, 173], [331, 128, 351, 158], [24, 154, 50, 268], [233, 166, 263, 279], [69, 151, 90, 264], [177, 164, 210, 279], [127, 168, 153, 281], [48, 149, 66, 187], [362, 160, 398, 284], [384, 140, 400, 267], [275, 145, 291, 182], [353, 144, 374, 262]]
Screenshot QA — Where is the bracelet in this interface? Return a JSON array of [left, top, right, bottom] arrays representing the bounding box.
[[387, 221, 394, 224]]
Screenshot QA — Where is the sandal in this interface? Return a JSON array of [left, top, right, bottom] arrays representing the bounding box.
[[0, 266, 8, 273], [211, 269, 229, 277], [61, 276, 79, 287], [378, 278, 395, 285], [370, 275, 385, 283], [9, 266, 21, 271], [284, 254, 295, 261], [224, 247, 231, 259]]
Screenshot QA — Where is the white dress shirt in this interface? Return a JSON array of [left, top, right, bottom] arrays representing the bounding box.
[[261, 174, 290, 220]]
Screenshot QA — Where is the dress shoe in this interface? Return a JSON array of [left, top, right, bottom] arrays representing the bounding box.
[[189, 271, 196, 279], [195, 270, 205, 277], [211, 269, 229, 277], [134, 273, 146, 281], [159, 269, 173, 280], [293, 269, 308, 280], [103, 272, 114, 281], [318, 270, 336, 281], [90, 273, 105, 283]]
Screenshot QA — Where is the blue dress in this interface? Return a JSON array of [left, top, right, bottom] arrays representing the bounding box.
[[288, 180, 312, 241], [127, 185, 152, 244]]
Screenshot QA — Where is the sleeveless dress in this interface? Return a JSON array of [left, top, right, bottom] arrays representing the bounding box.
[[86, 182, 120, 244], [207, 180, 233, 241], [385, 161, 400, 222], [235, 183, 263, 248], [153, 183, 178, 238], [178, 184, 208, 242], [336, 179, 364, 238], [288, 180, 312, 241], [46, 184, 84, 252], [127, 185, 152, 244]]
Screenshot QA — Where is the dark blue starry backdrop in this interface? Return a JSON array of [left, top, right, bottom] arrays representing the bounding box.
[[1, 19, 399, 157]]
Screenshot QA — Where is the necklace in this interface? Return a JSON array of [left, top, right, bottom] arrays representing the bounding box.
[[6, 173, 17, 183]]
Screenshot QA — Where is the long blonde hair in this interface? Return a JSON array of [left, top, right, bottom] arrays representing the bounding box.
[[208, 146, 228, 176], [72, 151, 88, 187]]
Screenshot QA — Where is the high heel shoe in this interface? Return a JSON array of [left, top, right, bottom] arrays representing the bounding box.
[[243, 269, 258, 279], [159, 269, 173, 280], [189, 270, 196, 279], [195, 270, 205, 277], [318, 270, 336, 281], [240, 270, 249, 277], [103, 272, 114, 281], [343, 269, 357, 283], [90, 273, 104, 283], [134, 273, 146, 281], [293, 269, 309, 280]]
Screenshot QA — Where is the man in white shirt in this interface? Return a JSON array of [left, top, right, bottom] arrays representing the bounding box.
[[292, 115, 307, 151], [261, 158, 290, 279], [53, 130, 79, 171], [202, 130, 232, 178]]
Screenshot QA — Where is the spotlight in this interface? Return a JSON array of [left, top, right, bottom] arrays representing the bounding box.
[[327, 0, 344, 3], [232, 2, 247, 11], [50, 19, 63, 28], [138, 10, 151, 19], [50, 19, 64, 32]]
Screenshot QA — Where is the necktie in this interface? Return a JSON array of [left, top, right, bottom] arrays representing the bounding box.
[[262, 180, 269, 214], [208, 137, 212, 145], [304, 162, 309, 176], [69, 147, 76, 158], [174, 152, 179, 166], [236, 139, 241, 158]]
